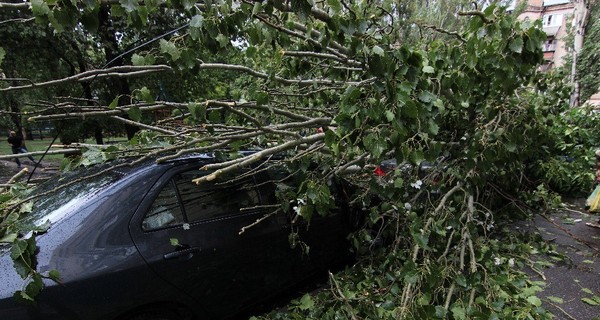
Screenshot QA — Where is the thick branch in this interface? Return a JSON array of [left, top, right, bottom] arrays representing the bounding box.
[[283, 51, 363, 67], [0, 65, 171, 92], [111, 116, 177, 135], [191, 133, 326, 184], [197, 62, 372, 86], [0, 149, 81, 160]]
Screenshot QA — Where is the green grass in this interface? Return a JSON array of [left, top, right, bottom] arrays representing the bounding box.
[[0, 138, 64, 161], [0, 136, 129, 162]]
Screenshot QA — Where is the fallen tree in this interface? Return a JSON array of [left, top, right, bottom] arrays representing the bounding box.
[[0, 1, 591, 319]]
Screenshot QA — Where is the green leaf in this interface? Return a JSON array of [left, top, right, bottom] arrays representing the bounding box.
[[385, 110, 395, 122], [428, 120, 439, 135], [169, 238, 180, 247], [256, 92, 269, 106], [131, 54, 146, 66], [48, 270, 61, 282], [24, 274, 43, 298], [434, 306, 447, 318], [547, 296, 564, 304], [298, 293, 315, 310], [412, 229, 429, 249], [252, 1, 262, 15], [509, 36, 524, 53], [187, 102, 206, 121], [582, 297, 599, 306], [159, 39, 181, 61], [418, 91, 435, 103], [455, 275, 467, 287], [451, 305, 466, 319], [410, 150, 424, 165], [136, 87, 154, 103], [342, 86, 361, 104], [119, 0, 139, 12], [372, 45, 385, 56], [20, 201, 33, 214], [527, 296, 542, 307], [190, 14, 204, 28], [506, 141, 517, 153], [128, 106, 142, 122], [181, 0, 195, 10], [109, 96, 120, 109], [422, 65, 435, 74], [0, 232, 17, 243], [327, 0, 342, 13], [402, 100, 418, 118], [81, 9, 100, 32], [582, 288, 593, 295], [216, 34, 229, 47], [0, 47, 5, 65], [31, 0, 51, 16]]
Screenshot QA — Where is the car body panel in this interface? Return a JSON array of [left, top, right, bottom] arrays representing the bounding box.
[[0, 155, 354, 319]]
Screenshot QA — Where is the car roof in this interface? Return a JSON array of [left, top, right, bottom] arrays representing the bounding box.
[[15, 151, 264, 232]]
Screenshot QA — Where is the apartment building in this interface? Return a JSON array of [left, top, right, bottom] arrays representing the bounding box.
[[516, 0, 589, 70]]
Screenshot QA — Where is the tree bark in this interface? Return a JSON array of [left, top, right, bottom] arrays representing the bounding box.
[[98, 5, 139, 140]]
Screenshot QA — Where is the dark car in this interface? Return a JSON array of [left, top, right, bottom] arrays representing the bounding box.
[[0, 154, 355, 320]]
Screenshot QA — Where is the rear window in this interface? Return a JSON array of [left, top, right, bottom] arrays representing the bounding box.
[[16, 160, 143, 231]]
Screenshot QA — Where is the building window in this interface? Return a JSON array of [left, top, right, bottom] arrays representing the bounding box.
[[543, 38, 557, 52], [543, 14, 563, 27]]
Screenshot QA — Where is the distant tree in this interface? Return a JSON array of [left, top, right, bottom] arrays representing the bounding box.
[[577, 0, 600, 103]]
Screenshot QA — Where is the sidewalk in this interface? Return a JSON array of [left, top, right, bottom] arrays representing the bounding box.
[[0, 159, 59, 186], [519, 199, 600, 320]]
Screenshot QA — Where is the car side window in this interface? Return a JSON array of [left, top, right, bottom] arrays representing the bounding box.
[[174, 170, 260, 223], [143, 180, 185, 231]]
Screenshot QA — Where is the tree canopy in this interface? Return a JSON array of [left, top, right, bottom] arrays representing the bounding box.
[[1, 1, 597, 319]]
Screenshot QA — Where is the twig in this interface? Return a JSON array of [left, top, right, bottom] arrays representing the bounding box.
[[329, 272, 359, 320], [539, 212, 600, 252], [7, 168, 29, 185], [238, 208, 280, 235], [458, 10, 491, 24], [542, 298, 577, 320]]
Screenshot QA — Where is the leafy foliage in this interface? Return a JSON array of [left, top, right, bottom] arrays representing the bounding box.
[[1, 1, 599, 319], [576, 1, 600, 103]]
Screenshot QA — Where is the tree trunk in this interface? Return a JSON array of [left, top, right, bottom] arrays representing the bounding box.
[[570, 0, 591, 107], [98, 5, 139, 140]]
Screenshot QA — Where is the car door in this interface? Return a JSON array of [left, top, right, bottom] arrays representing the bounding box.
[[260, 167, 353, 279], [130, 163, 290, 318]]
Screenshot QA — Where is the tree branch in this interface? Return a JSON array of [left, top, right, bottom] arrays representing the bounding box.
[[197, 62, 372, 86], [191, 133, 326, 184], [0, 65, 171, 92]]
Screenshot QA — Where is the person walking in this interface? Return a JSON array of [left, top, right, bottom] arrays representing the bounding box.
[[587, 149, 600, 229], [7, 130, 35, 168]]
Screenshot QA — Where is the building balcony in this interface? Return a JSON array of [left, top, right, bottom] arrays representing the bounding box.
[[543, 25, 560, 36]]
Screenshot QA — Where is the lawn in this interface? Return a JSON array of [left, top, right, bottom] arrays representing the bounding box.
[[0, 136, 129, 162], [0, 138, 64, 161]]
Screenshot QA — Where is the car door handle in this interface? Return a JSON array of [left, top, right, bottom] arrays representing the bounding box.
[[163, 246, 201, 260]]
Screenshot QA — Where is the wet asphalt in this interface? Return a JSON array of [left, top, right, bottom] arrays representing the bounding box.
[[517, 199, 600, 320]]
